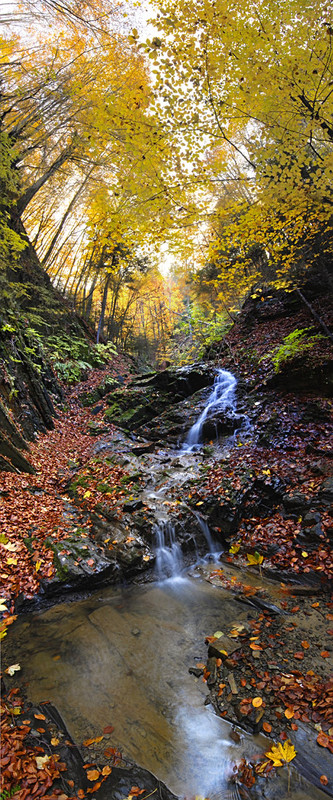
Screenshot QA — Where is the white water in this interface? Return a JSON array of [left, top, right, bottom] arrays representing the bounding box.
[[183, 368, 237, 451], [155, 515, 220, 580], [154, 371, 239, 576], [155, 521, 183, 579]]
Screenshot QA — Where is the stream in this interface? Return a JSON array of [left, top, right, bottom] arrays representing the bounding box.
[[4, 370, 331, 798]]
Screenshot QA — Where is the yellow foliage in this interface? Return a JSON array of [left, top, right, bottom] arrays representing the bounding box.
[[265, 740, 297, 767]]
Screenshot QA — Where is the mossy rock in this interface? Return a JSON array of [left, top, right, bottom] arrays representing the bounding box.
[[44, 535, 114, 584], [80, 377, 119, 407]]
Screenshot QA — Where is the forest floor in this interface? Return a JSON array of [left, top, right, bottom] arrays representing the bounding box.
[[1, 288, 333, 799]]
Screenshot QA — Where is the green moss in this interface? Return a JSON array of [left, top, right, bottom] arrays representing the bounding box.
[[72, 474, 89, 488], [104, 403, 121, 419], [96, 482, 113, 493]]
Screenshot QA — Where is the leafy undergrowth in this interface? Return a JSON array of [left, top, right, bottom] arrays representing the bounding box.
[[1, 689, 67, 800], [186, 432, 333, 581], [0, 687, 137, 800], [0, 357, 133, 612]]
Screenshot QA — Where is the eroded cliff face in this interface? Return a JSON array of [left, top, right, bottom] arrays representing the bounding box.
[[0, 217, 89, 472]]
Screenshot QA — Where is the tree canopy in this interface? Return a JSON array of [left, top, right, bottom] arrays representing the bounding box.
[[0, 0, 332, 358]]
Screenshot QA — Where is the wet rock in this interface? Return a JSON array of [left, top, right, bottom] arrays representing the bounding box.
[[318, 477, 333, 507], [189, 666, 204, 677], [104, 364, 216, 434], [10, 700, 177, 800], [42, 535, 119, 594], [206, 498, 241, 536], [302, 523, 325, 543], [303, 511, 322, 526], [131, 441, 156, 455], [90, 403, 104, 415], [208, 635, 242, 660], [206, 656, 218, 686], [283, 492, 309, 514], [123, 498, 144, 512]]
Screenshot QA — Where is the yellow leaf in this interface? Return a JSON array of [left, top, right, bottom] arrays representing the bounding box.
[[35, 560, 42, 572], [265, 740, 296, 767], [229, 542, 240, 555], [7, 558, 17, 566], [83, 490, 91, 499], [247, 552, 263, 566]]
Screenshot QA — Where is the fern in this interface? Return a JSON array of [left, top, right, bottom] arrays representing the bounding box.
[[264, 328, 323, 373]]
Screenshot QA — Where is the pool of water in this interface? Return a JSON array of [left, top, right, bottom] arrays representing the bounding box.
[[4, 573, 330, 798]]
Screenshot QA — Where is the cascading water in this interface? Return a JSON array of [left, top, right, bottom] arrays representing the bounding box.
[[154, 371, 240, 576], [183, 368, 237, 451], [155, 521, 183, 579]]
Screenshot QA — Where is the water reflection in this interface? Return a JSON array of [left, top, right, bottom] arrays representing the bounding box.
[[3, 576, 330, 799]]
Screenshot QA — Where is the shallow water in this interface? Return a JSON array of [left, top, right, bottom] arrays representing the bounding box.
[[4, 573, 330, 798]]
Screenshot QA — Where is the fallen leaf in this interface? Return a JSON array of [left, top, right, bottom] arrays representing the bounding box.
[[285, 708, 294, 719], [102, 765, 112, 776], [103, 725, 115, 734], [263, 722, 272, 733], [87, 769, 100, 781], [34, 713, 46, 721], [83, 736, 104, 746], [265, 740, 296, 767], [252, 697, 263, 708], [247, 552, 263, 566], [51, 737, 60, 746], [320, 651, 330, 658], [36, 755, 50, 769], [301, 640, 310, 649], [5, 663, 21, 676], [320, 775, 328, 786]]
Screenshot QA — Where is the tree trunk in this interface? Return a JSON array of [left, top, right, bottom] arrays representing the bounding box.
[[42, 170, 93, 267], [97, 272, 112, 343], [295, 288, 333, 345], [17, 144, 74, 215]]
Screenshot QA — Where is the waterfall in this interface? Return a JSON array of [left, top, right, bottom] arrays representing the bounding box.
[[155, 522, 183, 579], [194, 512, 220, 557], [183, 369, 237, 451]]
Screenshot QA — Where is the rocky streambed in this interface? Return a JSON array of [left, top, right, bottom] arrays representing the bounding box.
[[2, 360, 333, 798]]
